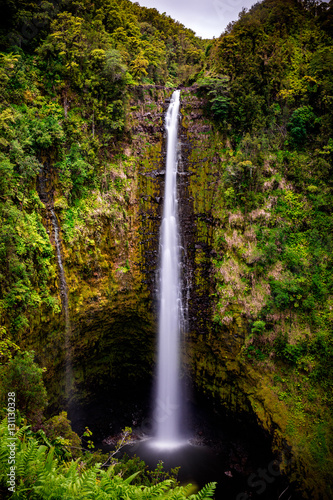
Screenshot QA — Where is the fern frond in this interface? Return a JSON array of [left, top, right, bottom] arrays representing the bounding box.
[[123, 470, 141, 485], [17, 440, 39, 476], [189, 482, 217, 500], [141, 479, 174, 498], [80, 467, 99, 497], [182, 483, 195, 497], [169, 483, 194, 499], [44, 446, 56, 473]]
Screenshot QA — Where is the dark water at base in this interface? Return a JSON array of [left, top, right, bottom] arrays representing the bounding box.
[[109, 439, 294, 500], [70, 391, 300, 500]]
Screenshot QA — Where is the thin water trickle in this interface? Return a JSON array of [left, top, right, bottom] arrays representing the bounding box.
[[50, 209, 73, 402], [38, 172, 73, 403], [50, 209, 69, 319], [153, 90, 184, 448]]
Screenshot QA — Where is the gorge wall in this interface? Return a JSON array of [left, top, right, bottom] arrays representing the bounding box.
[[179, 89, 332, 499], [31, 86, 172, 416], [12, 85, 332, 499]]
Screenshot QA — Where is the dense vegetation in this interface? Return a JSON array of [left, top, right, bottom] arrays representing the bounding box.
[[198, 0, 333, 494], [0, 0, 206, 340], [1, 0, 333, 497], [0, 1, 209, 497], [207, 0, 333, 397]]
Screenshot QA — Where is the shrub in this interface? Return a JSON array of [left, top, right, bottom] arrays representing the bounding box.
[[0, 351, 47, 426], [287, 106, 319, 148], [251, 320, 266, 335]]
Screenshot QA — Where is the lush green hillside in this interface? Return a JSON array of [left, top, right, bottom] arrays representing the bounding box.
[[208, 0, 333, 417], [206, 0, 333, 404], [0, 0, 205, 85], [191, 0, 333, 496], [0, 0, 205, 343]]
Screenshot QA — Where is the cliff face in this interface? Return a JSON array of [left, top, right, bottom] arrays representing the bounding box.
[[27, 86, 173, 413], [15, 85, 332, 499], [178, 89, 333, 499]]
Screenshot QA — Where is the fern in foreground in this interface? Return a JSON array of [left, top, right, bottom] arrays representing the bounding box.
[[0, 419, 217, 499]]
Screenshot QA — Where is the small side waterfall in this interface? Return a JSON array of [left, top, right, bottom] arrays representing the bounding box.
[[50, 209, 69, 324], [153, 90, 184, 448], [38, 170, 72, 404], [50, 209, 73, 403]]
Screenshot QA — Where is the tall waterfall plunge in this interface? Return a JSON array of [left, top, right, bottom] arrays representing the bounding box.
[[153, 90, 185, 449]]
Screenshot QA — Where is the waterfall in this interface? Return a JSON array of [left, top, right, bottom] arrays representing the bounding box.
[[153, 90, 184, 448], [49, 209, 73, 403], [50, 209, 69, 324], [38, 162, 73, 404], [38, 170, 70, 332]]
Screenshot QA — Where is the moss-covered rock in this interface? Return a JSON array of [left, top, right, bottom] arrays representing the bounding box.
[[179, 86, 333, 499]]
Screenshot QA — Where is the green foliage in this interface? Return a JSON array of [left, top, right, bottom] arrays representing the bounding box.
[[287, 106, 319, 148], [197, 77, 230, 123], [82, 426, 94, 449], [0, 200, 59, 335], [44, 411, 82, 459], [0, 419, 216, 500], [0, 326, 20, 365], [251, 320, 265, 335], [104, 49, 127, 82], [189, 482, 217, 500], [0, 351, 47, 424], [34, 0, 205, 87], [57, 143, 94, 200], [114, 455, 180, 488], [245, 345, 266, 361], [206, 0, 333, 140]]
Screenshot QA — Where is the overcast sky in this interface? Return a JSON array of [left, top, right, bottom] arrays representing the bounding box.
[[135, 0, 259, 38]]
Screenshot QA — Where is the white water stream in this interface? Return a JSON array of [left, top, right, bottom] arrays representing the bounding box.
[[50, 209, 72, 402], [153, 90, 184, 449]]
